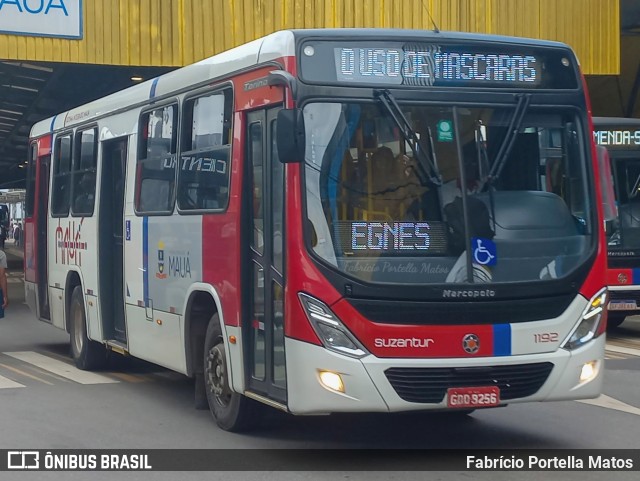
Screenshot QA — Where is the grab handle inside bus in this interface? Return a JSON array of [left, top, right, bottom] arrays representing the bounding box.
[[276, 108, 305, 163]]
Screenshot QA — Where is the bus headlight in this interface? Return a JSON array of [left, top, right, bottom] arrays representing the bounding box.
[[298, 293, 368, 359], [562, 288, 608, 351]]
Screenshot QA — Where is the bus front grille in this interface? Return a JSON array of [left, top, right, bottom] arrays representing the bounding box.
[[609, 290, 640, 303], [384, 362, 554, 404]]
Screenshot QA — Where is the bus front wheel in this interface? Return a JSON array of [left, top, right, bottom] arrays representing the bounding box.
[[69, 286, 107, 370], [204, 316, 259, 432]]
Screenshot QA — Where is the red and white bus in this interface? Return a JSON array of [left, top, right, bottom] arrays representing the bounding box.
[[25, 29, 608, 431], [593, 117, 640, 329]]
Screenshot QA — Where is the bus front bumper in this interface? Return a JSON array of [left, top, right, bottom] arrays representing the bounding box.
[[284, 335, 605, 415]]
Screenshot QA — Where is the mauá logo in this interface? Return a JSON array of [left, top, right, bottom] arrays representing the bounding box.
[[156, 241, 167, 279], [168, 253, 192, 279], [0, 0, 70, 16]]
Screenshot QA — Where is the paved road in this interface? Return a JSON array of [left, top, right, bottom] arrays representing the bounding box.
[[1, 243, 639, 480]]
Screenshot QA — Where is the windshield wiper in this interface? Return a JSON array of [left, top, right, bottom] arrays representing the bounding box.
[[375, 89, 442, 186], [482, 93, 531, 189], [475, 121, 496, 231], [629, 172, 640, 199]]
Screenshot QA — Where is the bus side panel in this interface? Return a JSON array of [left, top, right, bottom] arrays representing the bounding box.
[[24, 221, 36, 283], [48, 287, 65, 330], [127, 214, 202, 373], [116, 121, 198, 372], [126, 304, 186, 373], [49, 218, 89, 331], [48, 209, 69, 330], [201, 110, 244, 328], [77, 215, 100, 338], [205, 66, 287, 331]]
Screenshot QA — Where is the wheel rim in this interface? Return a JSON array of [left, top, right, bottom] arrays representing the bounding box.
[[72, 303, 84, 356], [206, 343, 231, 408]]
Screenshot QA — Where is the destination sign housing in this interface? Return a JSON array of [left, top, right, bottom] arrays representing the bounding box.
[[299, 40, 579, 89]]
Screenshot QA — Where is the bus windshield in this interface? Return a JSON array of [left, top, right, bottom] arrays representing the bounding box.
[[303, 101, 592, 285], [608, 158, 640, 251]]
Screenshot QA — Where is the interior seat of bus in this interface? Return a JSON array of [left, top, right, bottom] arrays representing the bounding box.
[[475, 190, 586, 281], [617, 202, 640, 247]]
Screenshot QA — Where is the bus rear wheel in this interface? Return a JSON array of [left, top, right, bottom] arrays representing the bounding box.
[[69, 286, 107, 370], [204, 316, 259, 432]]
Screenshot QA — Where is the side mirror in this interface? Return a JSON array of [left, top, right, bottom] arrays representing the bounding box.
[[276, 109, 305, 163]]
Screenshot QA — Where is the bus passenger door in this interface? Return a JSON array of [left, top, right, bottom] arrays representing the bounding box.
[[98, 137, 128, 344], [244, 108, 287, 403], [36, 155, 51, 320]]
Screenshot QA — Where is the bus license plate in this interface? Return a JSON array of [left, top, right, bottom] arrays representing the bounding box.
[[447, 386, 500, 408], [609, 301, 637, 311]]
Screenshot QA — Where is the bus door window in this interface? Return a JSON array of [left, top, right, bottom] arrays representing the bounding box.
[[178, 89, 232, 212], [270, 118, 285, 389], [136, 104, 177, 214], [248, 120, 265, 380], [51, 134, 73, 217], [71, 128, 98, 217], [249, 122, 264, 254]]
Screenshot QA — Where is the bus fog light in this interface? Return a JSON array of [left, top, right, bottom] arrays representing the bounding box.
[[318, 370, 344, 393], [579, 361, 598, 383]]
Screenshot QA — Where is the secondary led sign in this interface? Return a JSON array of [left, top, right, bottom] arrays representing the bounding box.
[[334, 221, 448, 255], [594, 129, 640, 149], [351, 221, 431, 251]]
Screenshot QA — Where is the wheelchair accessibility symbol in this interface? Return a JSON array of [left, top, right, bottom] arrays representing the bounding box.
[[472, 238, 497, 266]]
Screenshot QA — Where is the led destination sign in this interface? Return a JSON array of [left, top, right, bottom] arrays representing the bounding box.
[[334, 221, 448, 255], [300, 40, 578, 90], [594, 129, 640, 149], [336, 47, 538, 86]]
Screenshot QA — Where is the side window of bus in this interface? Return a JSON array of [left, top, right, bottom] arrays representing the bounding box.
[[178, 89, 232, 211], [539, 124, 587, 226], [71, 128, 98, 217], [136, 104, 177, 214], [51, 134, 73, 217]]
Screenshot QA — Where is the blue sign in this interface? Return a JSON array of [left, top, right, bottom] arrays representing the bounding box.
[[125, 220, 131, 241], [472, 237, 497, 266], [0, 0, 83, 39]]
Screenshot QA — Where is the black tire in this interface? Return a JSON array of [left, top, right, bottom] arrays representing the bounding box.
[[204, 315, 260, 431], [69, 286, 107, 370], [607, 314, 626, 330], [194, 373, 208, 410]]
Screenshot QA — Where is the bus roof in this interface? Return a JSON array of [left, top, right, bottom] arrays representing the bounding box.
[[289, 28, 572, 49], [30, 28, 575, 138], [593, 116, 640, 127]]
